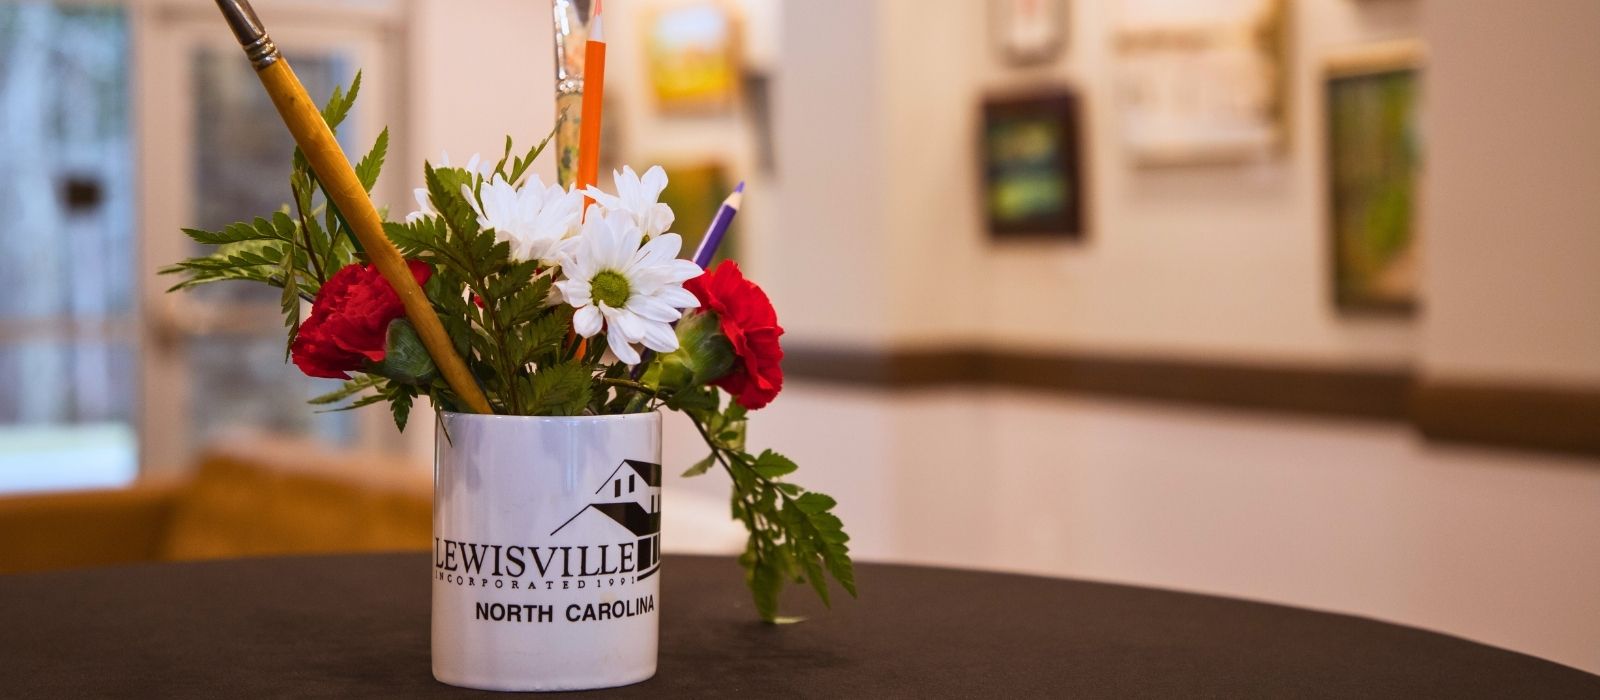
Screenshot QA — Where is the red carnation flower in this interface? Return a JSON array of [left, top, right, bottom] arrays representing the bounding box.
[[683, 260, 784, 410], [291, 260, 432, 379]]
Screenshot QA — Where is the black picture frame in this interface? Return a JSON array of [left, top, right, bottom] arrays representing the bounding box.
[[981, 90, 1084, 240]]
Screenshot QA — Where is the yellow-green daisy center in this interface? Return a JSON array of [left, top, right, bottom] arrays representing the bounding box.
[[590, 270, 631, 308]]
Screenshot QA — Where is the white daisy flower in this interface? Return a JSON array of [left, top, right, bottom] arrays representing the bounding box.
[[583, 165, 675, 238], [462, 174, 583, 263], [554, 210, 702, 364], [404, 151, 490, 224]]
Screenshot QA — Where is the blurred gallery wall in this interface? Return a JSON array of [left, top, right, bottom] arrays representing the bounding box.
[[742, 0, 1600, 673], [1, 0, 1598, 673]]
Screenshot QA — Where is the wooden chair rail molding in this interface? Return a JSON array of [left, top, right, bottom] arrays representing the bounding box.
[[782, 344, 1600, 458]]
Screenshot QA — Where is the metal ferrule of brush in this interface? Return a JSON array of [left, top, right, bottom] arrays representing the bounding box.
[[214, 0, 279, 70]]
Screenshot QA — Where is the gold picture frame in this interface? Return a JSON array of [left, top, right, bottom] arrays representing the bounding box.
[[643, 0, 743, 117]]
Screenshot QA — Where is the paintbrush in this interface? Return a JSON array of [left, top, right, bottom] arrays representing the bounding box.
[[212, 0, 492, 414]]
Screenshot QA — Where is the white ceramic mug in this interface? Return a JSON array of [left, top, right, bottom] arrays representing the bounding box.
[[432, 412, 662, 692]]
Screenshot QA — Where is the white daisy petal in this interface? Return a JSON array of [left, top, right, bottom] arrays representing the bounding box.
[[626, 295, 681, 323], [615, 166, 641, 203], [661, 259, 706, 284], [462, 183, 485, 221], [640, 320, 680, 353], [572, 305, 603, 337], [640, 166, 669, 199], [583, 187, 624, 213], [653, 286, 701, 309], [556, 278, 592, 306], [644, 205, 675, 238], [606, 328, 641, 365], [611, 307, 648, 342], [630, 233, 683, 270]]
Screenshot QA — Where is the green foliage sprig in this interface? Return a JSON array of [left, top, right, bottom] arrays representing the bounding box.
[[677, 390, 856, 621]]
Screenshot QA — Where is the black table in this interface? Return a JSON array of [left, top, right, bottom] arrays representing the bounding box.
[[2, 554, 1595, 698]]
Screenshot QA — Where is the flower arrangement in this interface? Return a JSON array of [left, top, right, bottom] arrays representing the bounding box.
[[161, 76, 853, 621]]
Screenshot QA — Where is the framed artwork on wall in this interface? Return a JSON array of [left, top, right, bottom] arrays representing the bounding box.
[[981, 90, 1084, 240], [992, 0, 1068, 67], [644, 1, 742, 116], [1113, 0, 1289, 166], [1324, 41, 1424, 314]]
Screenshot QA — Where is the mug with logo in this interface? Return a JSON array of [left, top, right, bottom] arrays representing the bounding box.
[[432, 411, 662, 691]]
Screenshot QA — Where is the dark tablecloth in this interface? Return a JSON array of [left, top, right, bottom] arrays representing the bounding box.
[[1, 553, 1595, 698]]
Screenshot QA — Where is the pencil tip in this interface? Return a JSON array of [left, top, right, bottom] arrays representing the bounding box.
[[734, 181, 746, 193]]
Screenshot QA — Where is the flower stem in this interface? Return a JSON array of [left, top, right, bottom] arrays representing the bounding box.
[[596, 376, 656, 395], [290, 174, 326, 284]]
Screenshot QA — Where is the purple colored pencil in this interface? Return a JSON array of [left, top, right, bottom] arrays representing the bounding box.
[[691, 181, 744, 269]]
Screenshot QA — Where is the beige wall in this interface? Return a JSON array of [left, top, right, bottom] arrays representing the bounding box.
[[982, 0, 1419, 364], [405, 0, 557, 188], [1419, 0, 1600, 387], [412, 0, 1432, 365], [771, 0, 1428, 365]]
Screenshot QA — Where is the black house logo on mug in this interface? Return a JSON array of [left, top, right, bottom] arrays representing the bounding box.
[[551, 459, 663, 580]]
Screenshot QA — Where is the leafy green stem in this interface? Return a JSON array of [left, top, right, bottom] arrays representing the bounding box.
[[596, 376, 656, 395], [290, 171, 327, 285]]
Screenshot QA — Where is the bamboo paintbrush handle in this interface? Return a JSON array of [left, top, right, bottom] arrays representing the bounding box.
[[254, 61, 493, 414]]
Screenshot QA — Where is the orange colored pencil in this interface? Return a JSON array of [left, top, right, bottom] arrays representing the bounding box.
[[576, 1, 607, 208]]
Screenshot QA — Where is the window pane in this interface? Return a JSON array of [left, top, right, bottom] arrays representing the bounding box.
[[0, 4, 136, 493], [190, 47, 354, 304], [183, 47, 358, 447], [0, 4, 134, 320], [0, 339, 135, 425]]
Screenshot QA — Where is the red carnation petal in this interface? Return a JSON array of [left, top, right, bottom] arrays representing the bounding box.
[[289, 260, 433, 380]]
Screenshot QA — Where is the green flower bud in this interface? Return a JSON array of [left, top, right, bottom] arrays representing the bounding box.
[[643, 310, 736, 393], [371, 318, 438, 385]]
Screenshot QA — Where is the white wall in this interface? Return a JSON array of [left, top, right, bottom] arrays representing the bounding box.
[[1419, 0, 1600, 387]]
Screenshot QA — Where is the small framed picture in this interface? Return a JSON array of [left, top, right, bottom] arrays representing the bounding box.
[[1114, 0, 1289, 166], [981, 90, 1084, 239], [1324, 41, 1425, 314], [992, 0, 1067, 66], [645, 1, 742, 116]]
